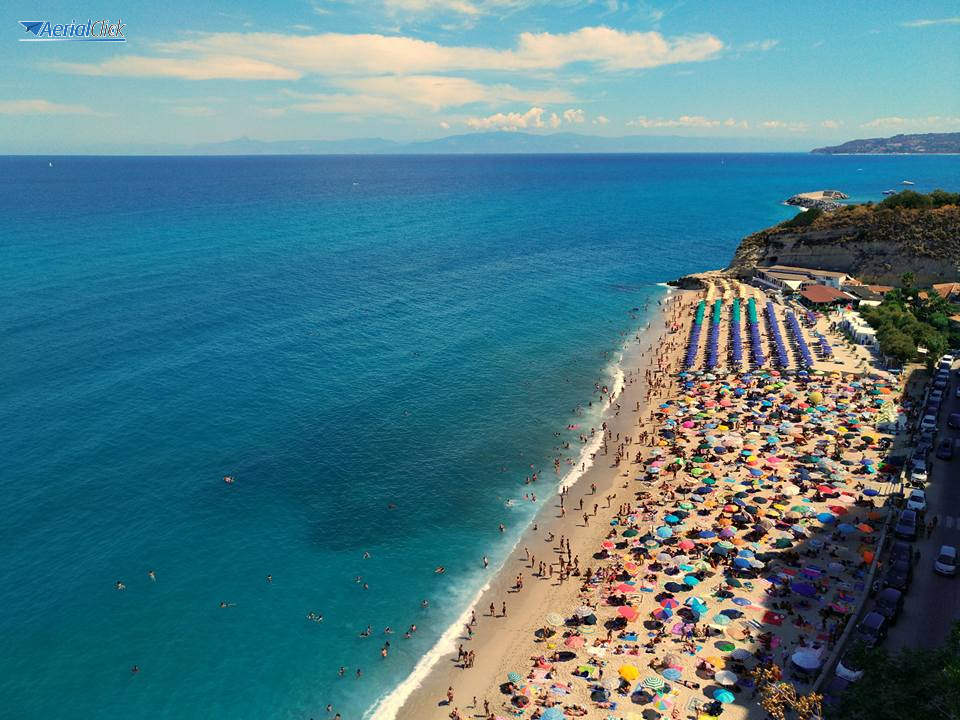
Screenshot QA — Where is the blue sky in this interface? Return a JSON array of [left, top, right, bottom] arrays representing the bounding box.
[[2, 0, 959, 151]]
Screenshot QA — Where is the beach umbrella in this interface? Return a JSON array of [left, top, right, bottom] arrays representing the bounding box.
[[641, 675, 665, 690], [656, 526, 673, 538], [715, 670, 738, 686], [711, 613, 731, 626], [791, 651, 822, 671], [791, 581, 817, 597], [619, 664, 640, 681], [540, 708, 565, 720], [545, 613, 565, 627], [863, 488, 879, 497], [654, 696, 674, 713], [664, 514, 681, 524], [564, 635, 585, 649], [507, 671, 522, 683], [837, 523, 856, 534], [623, 528, 639, 537], [732, 597, 751, 606], [662, 667, 682, 681], [817, 512, 836, 524], [683, 575, 701, 587], [698, 530, 717, 539], [678, 539, 696, 551], [660, 598, 680, 609], [857, 523, 874, 533], [618, 606, 640, 622], [575, 606, 595, 618], [731, 648, 754, 661], [713, 689, 736, 704]]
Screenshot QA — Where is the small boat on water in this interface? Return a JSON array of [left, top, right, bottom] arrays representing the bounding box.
[[901, 180, 915, 185], [882, 189, 896, 195]]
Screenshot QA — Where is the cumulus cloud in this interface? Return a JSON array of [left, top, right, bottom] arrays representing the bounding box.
[[861, 115, 960, 130], [439, 120, 450, 129], [759, 120, 807, 131], [628, 115, 724, 128], [0, 99, 101, 115], [54, 27, 725, 80], [902, 17, 960, 27], [593, 115, 610, 125], [465, 105, 592, 131], [466, 106, 546, 131], [820, 119, 842, 129]]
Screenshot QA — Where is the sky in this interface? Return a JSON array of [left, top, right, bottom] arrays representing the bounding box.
[[2, 0, 960, 152]]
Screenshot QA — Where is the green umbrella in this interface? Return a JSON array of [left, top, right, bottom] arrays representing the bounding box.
[[642, 676, 666, 689], [623, 529, 639, 537], [508, 671, 522, 683]]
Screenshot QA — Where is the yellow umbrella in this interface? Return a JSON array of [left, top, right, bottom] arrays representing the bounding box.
[[619, 664, 640, 681]]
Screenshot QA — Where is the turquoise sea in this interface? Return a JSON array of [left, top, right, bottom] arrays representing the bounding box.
[[1, 154, 957, 720]]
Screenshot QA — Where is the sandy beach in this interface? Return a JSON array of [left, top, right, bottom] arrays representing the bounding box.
[[390, 279, 906, 720]]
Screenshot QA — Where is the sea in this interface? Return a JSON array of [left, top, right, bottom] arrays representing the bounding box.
[[1, 153, 957, 720]]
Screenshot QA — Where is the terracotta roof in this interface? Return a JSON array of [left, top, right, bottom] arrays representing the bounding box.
[[933, 282, 960, 299], [799, 284, 849, 304], [868, 285, 894, 294]]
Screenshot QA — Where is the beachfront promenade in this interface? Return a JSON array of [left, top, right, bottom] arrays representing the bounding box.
[[395, 280, 907, 720]]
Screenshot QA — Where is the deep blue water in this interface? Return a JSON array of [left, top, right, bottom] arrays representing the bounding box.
[[1, 154, 957, 720]]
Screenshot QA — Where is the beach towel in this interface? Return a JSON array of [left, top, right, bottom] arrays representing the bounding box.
[[762, 610, 785, 626]]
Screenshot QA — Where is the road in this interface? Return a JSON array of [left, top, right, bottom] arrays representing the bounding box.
[[886, 361, 960, 651]]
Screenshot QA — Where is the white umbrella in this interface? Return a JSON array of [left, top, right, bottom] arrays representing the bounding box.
[[715, 670, 738, 686]]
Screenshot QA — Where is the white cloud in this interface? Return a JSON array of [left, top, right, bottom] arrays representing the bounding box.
[[741, 39, 779, 51], [820, 119, 842, 129], [439, 120, 450, 129], [465, 105, 594, 131], [902, 17, 960, 27], [627, 114, 736, 128], [55, 27, 725, 80], [331, 75, 572, 111], [593, 115, 610, 125], [0, 99, 101, 116], [51, 55, 300, 81], [760, 120, 807, 131], [861, 115, 960, 130], [466, 106, 546, 131]]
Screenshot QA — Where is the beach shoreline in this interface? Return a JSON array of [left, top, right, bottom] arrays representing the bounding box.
[[380, 287, 697, 720]]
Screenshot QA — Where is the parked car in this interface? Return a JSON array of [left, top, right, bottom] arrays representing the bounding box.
[[936, 439, 954, 460], [920, 414, 938, 432], [934, 377, 949, 391], [874, 586, 904, 623], [894, 509, 919, 541], [949, 413, 960, 430], [935, 545, 958, 576], [930, 390, 944, 405], [890, 541, 914, 565], [853, 612, 888, 647], [906, 489, 927, 512], [884, 560, 913, 593], [835, 644, 869, 682]]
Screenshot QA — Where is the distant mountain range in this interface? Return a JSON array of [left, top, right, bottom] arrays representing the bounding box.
[[40, 131, 813, 156], [811, 132, 960, 154]]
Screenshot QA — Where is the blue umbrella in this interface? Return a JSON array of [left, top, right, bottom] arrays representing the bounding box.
[[817, 512, 836, 523], [864, 488, 879, 497], [665, 514, 680, 524], [656, 526, 673, 538], [714, 689, 735, 703], [683, 575, 701, 586], [733, 558, 752, 569], [662, 668, 682, 681], [791, 581, 817, 597], [699, 530, 716, 539], [732, 597, 751, 606], [837, 523, 856, 534], [540, 708, 565, 720]]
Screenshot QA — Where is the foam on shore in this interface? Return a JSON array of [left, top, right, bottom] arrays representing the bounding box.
[[365, 286, 670, 720]]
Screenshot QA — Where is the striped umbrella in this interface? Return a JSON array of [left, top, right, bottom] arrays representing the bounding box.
[[642, 675, 666, 690]]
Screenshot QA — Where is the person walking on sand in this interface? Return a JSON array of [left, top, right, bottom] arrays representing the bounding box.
[[446, 686, 454, 705], [501, 601, 507, 617]]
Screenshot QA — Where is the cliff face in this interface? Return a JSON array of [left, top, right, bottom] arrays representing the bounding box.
[[726, 204, 960, 286]]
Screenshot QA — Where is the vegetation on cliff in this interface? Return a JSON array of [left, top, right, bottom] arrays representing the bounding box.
[[726, 190, 960, 285], [811, 132, 960, 154]]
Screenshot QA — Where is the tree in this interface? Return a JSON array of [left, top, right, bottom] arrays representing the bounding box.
[[831, 621, 960, 720]]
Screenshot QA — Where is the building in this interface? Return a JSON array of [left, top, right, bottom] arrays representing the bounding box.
[[841, 284, 883, 308], [756, 265, 853, 290], [933, 282, 960, 303], [838, 309, 879, 350], [798, 284, 850, 307]]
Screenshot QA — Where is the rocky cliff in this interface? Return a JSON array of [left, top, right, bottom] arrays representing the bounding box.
[[726, 203, 960, 286]]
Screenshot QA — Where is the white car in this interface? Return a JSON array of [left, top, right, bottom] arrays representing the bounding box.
[[906, 489, 927, 512], [835, 652, 865, 682], [935, 545, 957, 576], [910, 469, 928, 485], [920, 414, 938, 432]]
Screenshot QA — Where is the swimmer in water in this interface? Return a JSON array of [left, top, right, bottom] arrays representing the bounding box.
[[116, 581, 126, 591], [147, 570, 156, 582], [435, 566, 445, 574], [223, 475, 234, 484]]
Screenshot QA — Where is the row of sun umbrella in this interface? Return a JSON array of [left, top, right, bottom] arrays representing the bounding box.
[[815, 331, 833, 358], [747, 298, 766, 367], [785, 311, 814, 367], [730, 299, 744, 368], [765, 301, 790, 368], [684, 300, 707, 369], [706, 300, 722, 370]]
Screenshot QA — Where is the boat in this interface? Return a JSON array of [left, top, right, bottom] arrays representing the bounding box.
[[882, 190, 896, 195], [901, 180, 915, 185]]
